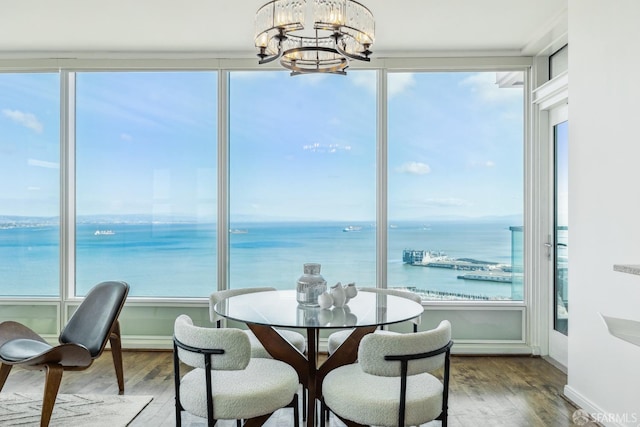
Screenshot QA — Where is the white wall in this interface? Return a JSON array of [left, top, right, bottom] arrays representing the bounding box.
[[0, 1, 565, 58], [567, 1, 640, 425]]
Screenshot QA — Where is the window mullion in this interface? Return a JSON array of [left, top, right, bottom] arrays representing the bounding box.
[[60, 71, 77, 306], [377, 69, 388, 289], [218, 70, 230, 292]]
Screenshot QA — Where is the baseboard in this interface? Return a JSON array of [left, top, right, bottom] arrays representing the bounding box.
[[121, 336, 174, 350], [120, 336, 535, 355], [543, 355, 567, 374], [564, 385, 627, 427]]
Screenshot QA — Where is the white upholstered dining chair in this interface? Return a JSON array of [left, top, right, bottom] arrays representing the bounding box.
[[326, 287, 423, 355], [321, 320, 453, 427], [173, 314, 300, 427], [209, 287, 307, 358], [209, 287, 309, 421]]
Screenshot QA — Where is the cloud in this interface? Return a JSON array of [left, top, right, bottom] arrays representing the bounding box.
[[399, 197, 471, 210], [424, 197, 469, 207], [28, 158, 59, 169], [388, 73, 416, 97], [396, 161, 431, 175], [468, 159, 496, 168], [303, 142, 352, 153], [120, 133, 133, 141], [459, 73, 521, 104], [351, 72, 376, 93], [230, 71, 279, 81], [2, 109, 43, 133], [297, 73, 329, 86], [351, 72, 416, 98]]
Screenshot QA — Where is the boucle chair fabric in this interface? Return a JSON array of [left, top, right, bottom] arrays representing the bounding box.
[[322, 320, 452, 427], [209, 287, 306, 358], [358, 320, 450, 376], [327, 288, 423, 355], [174, 315, 299, 421], [175, 314, 250, 370]]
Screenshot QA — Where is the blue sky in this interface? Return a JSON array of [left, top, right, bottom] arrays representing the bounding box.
[[74, 72, 218, 219], [0, 70, 523, 222], [555, 121, 569, 226], [387, 72, 523, 221], [0, 73, 60, 217]]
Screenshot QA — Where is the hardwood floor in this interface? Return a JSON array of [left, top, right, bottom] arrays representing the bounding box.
[[0, 351, 580, 426]]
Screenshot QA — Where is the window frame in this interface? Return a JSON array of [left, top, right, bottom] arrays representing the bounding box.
[[384, 69, 526, 303], [69, 70, 219, 299]]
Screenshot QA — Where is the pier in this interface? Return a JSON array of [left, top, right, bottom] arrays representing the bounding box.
[[403, 249, 512, 283], [457, 271, 512, 283], [401, 286, 493, 301]]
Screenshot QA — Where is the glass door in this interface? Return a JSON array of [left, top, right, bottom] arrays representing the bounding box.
[[549, 105, 568, 365]]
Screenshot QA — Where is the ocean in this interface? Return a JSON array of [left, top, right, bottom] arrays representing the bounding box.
[[0, 220, 521, 299]]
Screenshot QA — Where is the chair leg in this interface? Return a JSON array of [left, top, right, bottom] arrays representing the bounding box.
[[292, 394, 299, 427], [109, 320, 125, 394], [172, 342, 184, 427], [0, 363, 13, 391], [284, 393, 299, 427], [41, 365, 64, 427], [302, 385, 306, 421]]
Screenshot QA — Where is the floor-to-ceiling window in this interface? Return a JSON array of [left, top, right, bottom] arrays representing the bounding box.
[[387, 71, 524, 301], [0, 73, 60, 297], [0, 63, 534, 349], [74, 71, 218, 297], [228, 71, 377, 289], [0, 69, 524, 301]]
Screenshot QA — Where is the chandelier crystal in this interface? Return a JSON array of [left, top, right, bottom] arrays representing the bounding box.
[[254, 0, 375, 75]]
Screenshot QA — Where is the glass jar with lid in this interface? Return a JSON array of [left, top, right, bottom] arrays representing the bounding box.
[[296, 263, 327, 306]]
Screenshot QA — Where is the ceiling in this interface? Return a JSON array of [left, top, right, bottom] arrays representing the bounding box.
[[0, 0, 567, 59]]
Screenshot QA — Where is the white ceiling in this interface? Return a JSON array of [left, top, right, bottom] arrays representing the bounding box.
[[0, 0, 567, 59]]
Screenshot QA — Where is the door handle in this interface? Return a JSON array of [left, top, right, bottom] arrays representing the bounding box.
[[544, 242, 553, 259]]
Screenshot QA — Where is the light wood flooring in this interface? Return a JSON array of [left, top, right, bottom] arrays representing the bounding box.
[[0, 351, 581, 426]]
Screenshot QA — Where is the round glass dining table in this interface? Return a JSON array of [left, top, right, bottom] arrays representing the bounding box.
[[213, 289, 424, 427]]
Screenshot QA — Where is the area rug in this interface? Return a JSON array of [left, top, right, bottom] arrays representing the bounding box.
[[0, 393, 153, 426]]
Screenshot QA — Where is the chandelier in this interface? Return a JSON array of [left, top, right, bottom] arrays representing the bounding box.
[[254, 0, 375, 75]]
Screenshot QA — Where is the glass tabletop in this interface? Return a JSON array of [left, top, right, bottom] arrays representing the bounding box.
[[213, 289, 424, 329]]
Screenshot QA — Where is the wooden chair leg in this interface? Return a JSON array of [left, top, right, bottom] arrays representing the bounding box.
[[41, 365, 64, 427], [109, 320, 125, 394], [0, 363, 12, 391]]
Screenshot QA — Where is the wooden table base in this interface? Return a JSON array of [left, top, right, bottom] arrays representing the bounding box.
[[247, 324, 377, 427]]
